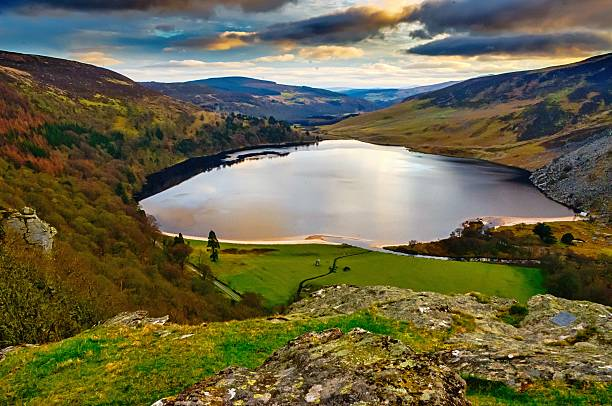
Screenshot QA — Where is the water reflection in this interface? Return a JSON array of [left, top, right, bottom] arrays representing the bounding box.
[[140, 140, 574, 245]]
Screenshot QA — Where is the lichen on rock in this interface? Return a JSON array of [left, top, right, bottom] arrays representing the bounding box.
[[289, 285, 612, 388], [154, 328, 469, 405]]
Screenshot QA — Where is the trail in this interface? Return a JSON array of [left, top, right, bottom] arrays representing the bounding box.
[[186, 262, 242, 302]]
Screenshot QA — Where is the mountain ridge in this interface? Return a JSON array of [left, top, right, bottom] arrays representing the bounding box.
[[142, 76, 377, 125]]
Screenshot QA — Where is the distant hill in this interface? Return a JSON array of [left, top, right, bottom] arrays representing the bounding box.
[[142, 77, 377, 125], [341, 81, 459, 108], [327, 53, 611, 213]]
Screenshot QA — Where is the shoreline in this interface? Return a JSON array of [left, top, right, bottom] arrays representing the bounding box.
[[163, 214, 583, 250], [136, 139, 317, 201]]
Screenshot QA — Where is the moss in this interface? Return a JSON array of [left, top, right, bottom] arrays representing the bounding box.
[[499, 304, 529, 327]]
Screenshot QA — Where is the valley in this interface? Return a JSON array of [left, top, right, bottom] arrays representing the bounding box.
[[0, 45, 610, 406]]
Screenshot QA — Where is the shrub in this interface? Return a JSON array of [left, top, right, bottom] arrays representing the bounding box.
[[533, 223, 556, 244], [561, 233, 575, 245]]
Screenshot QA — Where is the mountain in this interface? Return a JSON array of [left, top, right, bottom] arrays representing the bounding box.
[[340, 81, 459, 108], [141, 77, 377, 125], [327, 53, 612, 214], [0, 50, 304, 345]]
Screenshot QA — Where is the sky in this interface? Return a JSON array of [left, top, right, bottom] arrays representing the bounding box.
[[1, 0, 610, 88]]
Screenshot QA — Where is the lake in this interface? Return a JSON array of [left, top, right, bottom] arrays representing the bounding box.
[[140, 140, 574, 246]]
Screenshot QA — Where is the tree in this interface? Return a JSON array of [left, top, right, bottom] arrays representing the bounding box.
[[533, 223, 556, 244], [561, 233, 575, 245], [207, 230, 220, 262], [168, 233, 192, 269]]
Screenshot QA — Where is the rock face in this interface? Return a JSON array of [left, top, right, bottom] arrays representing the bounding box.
[[289, 286, 612, 388], [154, 328, 469, 406], [530, 129, 612, 216], [0, 207, 57, 251]]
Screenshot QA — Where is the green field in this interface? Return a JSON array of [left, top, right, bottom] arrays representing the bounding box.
[[189, 241, 544, 307]]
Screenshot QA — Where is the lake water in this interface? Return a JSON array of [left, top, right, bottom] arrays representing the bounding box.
[[140, 140, 574, 246]]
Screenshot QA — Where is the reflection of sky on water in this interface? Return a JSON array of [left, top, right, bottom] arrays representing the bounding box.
[[141, 140, 573, 244]]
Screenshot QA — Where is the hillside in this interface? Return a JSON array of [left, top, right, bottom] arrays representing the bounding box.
[[326, 54, 611, 213], [1, 286, 610, 405], [341, 81, 458, 108], [142, 77, 376, 125], [0, 50, 305, 346]]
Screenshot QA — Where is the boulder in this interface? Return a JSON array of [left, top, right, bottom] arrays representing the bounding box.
[[154, 328, 469, 405]]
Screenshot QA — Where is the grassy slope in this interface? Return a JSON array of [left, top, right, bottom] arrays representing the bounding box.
[[326, 54, 611, 171], [190, 242, 544, 307], [1, 313, 609, 405]]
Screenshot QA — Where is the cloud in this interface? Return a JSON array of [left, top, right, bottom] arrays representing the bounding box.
[[154, 59, 255, 69], [70, 51, 121, 66], [174, 1, 611, 59], [405, 0, 612, 37], [407, 32, 612, 56], [0, 0, 296, 16], [298, 45, 364, 60], [187, 31, 255, 51], [253, 54, 295, 62], [177, 6, 412, 50]]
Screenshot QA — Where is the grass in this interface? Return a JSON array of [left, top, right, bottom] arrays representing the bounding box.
[[189, 241, 545, 308], [466, 377, 612, 405], [1, 313, 608, 405], [0, 312, 430, 405], [496, 220, 612, 259]]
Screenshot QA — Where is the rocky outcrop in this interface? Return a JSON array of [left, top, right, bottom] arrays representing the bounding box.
[[154, 328, 469, 406], [102, 311, 169, 328], [531, 129, 612, 216], [0, 207, 57, 251], [289, 285, 612, 388]]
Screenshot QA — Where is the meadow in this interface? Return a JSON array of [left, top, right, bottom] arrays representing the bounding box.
[[189, 241, 545, 307]]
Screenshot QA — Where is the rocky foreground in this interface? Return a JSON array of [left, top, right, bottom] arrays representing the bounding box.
[[155, 286, 611, 405], [156, 328, 469, 406]]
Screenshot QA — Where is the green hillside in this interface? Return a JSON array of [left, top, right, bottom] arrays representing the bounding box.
[[327, 53, 611, 171]]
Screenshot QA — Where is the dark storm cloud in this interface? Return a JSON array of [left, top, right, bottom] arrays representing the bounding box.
[[407, 32, 612, 56], [0, 0, 295, 15], [177, 0, 612, 53], [406, 0, 612, 37], [256, 6, 408, 45], [177, 6, 411, 49]]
